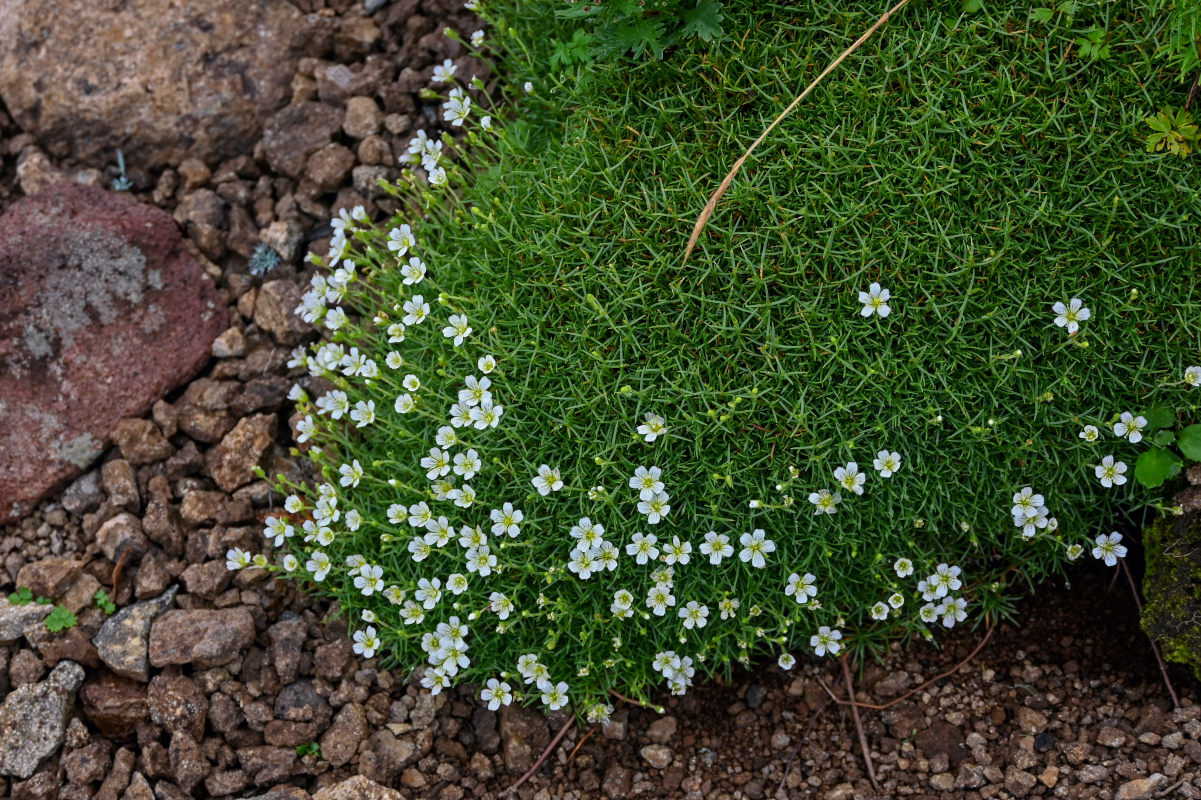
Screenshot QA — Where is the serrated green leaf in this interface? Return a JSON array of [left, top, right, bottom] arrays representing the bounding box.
[[44, 606, 78, 633], [1179, 424, 1201, 461], [1134, 447, 1181, 488], [963, 0, 983, 12], [7, 586, 33, 606], [681, 0, 724, 43], [1031, 7, 1054, 23]]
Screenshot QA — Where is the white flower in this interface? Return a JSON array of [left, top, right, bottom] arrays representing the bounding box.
[[387, 224, 416, 257], [466, 545, 497, 576], [1011, 487, 1044, 521], [306, 551, 331, 581], [436, 426, 458, 448], [929, 563, 962, 597], [679, 601, 709, 629], [625, 533, 659, 565], [442, 314, 473, 346], [402, 373, 421, 392], [490, 592, 514, 620], [421, 448, 452, 480], [402, 295, 430, 326], [540, 680, 569, 711], [449, 403, 472, 427], [893, 557, 914, 578], [453, 448, 482, 480], [354, 564, 384, 596], [263, 516, 294, 547], [718, 597, 740, 620], [785, 572, 817, 603], [387, 323, 406, 343], [459, 375, 492, 407], [1092, 532, 1127, 566], [611, 589, 635, 617], [1079, 425, 1100, 442], [938, 597, 968, 628], [450, 483, 476, 508], [1113, 412, 1147, 444], [1052, 297, 1091, 335], [478, 354, 497, 374], [739, 529, 776, 569], [646, 584, 676, 616], [394, 394, 415, 414], [1095, 455, 1128, 488], [778, 653, 797, 670], [523, 81, 533, 93], [629, 465, 664, 500], [428, 166, 447, 187], [350, 400, 376, 428], [834, 462, 865, 495], [810, 626, 843, 657], [225, 547, 251, 571], [637, 412, 667, 442], [433, 58, 457, 83], [663, 536, 692, 565], [280, 554, 299, 572], [919, 603, 939, 623], [295, 415, 316, 444], [324, 306, 347, 330], [1067, 543, 1085, 561], [480, 678, 512, 710], [637, 491, 671, 524], [481, 115, 492, 131], [469, 401, 504, 429], [869, 602, 889, 621], [443, 88, 472, 126], [490, 503, 524, 537], [858, 282, 891, 317], [531, 464, 563, 495], [352, 626, 380, 658], [887, 592, 905, 609], [872, 450, 901, 477], [470, 29, 484, 46], [415, 577, 443, 609], [567, 548, 599, 579], [699, 531, 733, 565], [401, 256, 427, 285], [338, 460, 364, 488], [808, 488, 841, 515], [1186, 366, 1201, 387]]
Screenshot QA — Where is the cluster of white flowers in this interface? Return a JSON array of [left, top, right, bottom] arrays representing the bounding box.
[[1010, 486, 1058, 539], [566, 517, 619, 579], [630, 464, 670, 524], [808, 451, 900, 515], [652, 650, 697, 695], [517, 654, 570, 710]]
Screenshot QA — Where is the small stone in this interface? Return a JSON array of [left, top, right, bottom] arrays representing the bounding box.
[[253, 280, 310, 345], [1033, 731, 1055, 753], [260, 220, 303, 263], [320, 703, 368, 767], [78, 672, 148, 737], [120, 773, 154, 800], [1116, 774, 1166, 800], [148, 606, 255, 668], [212, 328, 246, 358], [1004, 767, 1037, 797], [93, 586, 177, 681], [9, 650, 44, 685], [1016, 706, 1048, 734], [0, 596, 53, 645], [498, 705, 549, 775], [168, 732, 210, 793], [312, 776, 401, 800], [101, 459, 140, 511], [400, 768, 426, 788], [305, 143, 356, 193], [96, 747, 135, 800], [1077, 764, 1109, 783], [16, 557, 82, 600], [59, 573, 101, 615], [149, 673, 208, 738], [602, 764, 631, 799], [351, 165, 390, 198], [262, 102, 344, 179], [64, 740, 113, 786], [61, 470, 104, 515], [930, 773, 955, 791], [206, 414, 277, 492], [0, 660, 86, 779], [180, 560, 232, 599], [236, 746, 297, 786], [602, 707, 629, 740], [342, 96, 381, 139], [110, 419, 174, 465], [1039, 765, 1059, 788], [178, 159, 212, 191], [267, 615, 306, 684], [646, 716, 677, 745], [640, 744, 673, 770], [1097, 726, 1127, 748], [96, 512, 150, 564]]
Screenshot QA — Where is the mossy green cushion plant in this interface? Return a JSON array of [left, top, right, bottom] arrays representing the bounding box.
[[230, 0, 1201, 720]]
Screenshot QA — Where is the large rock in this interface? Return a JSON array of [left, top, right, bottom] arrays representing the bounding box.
[[149, 607, 256, 668], [0, 660, 86, 778], [0, 595, 52, 645], [1142, 507, 1201, 681], [0, 183, 225, 519], [0, 0, 304, 168], [93, 586, 177, 681], [78, 671, 149, 737], [312, 776, 402, 800]]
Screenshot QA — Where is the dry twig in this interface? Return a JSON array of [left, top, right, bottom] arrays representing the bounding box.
[[501, 715, 576, 797], [1120, 559, 1181, 710], [777, 677, 838, 794], [682, 0, 913, 262], [841, 655, 880, 793]]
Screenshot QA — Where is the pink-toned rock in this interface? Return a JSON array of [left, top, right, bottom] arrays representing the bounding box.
[[0, 0, 304, 168], [0, 183, 225, 519]]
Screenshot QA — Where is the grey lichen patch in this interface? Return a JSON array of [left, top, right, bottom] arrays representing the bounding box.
[[56, 432, 101, 470]]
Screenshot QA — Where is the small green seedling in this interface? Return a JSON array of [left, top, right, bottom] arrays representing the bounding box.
[[295, 742, 321, 758], [7, 586, 33, 605], [44, 606, 78, 633], [94, 589, 117, 615]]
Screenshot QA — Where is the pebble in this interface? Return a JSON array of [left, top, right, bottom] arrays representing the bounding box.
[[1116, 774, 1166, 800], [639, 744, 672, 770], [0, 660, 86, 779], [148, 606, 256, 668]]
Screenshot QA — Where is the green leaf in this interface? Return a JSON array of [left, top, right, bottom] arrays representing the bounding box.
[[1135, 447, 1182, 488], [1031, 7, 1054, 23], [7, 586, 33, 605], [962, 0, 983, 12], [1152, 429, 1176, 448], [681, 0, 724, 42], [1146, 405, 1177, 432], [94, 588, 116, 615], [44, 606, 78, 633], [1179, 424, 1201, 461]]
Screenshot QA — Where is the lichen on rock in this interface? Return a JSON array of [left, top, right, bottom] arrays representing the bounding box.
[[1140, 507, 1201, 681]]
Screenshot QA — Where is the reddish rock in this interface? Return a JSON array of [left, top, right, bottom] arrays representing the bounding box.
[[149, 607, 256, 668], [0, 183, 225, 519], [206, 414, 277, 492], [0, 0, 304, 168], [79, 673, 148, 737], [15, 557, 83, 600]]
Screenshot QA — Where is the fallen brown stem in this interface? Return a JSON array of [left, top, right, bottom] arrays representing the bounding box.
[[777, 677, 838, 794], [501, 715, 576, 797], [111, 550, 130, 593], [608, 688, 662, 711], [682, 0, 913, 263], [565, 726, 596, 766], [818, 622, 996, 712], [1120, 559, 1181, 710], [842, 655, 880, 793]]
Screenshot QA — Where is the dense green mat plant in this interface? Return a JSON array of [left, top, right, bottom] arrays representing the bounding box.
[[231, 0, 1201, 719]]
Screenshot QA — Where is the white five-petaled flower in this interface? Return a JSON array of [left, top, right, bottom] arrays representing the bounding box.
[[225, 547, 251, 571], [1095, 455, 1128, 488], [352, 626, 380, 659], [810, 626, 843, 657], [626, 533, 659, 565], [808, 488, 841, 515], [432, 58, 457, 83], [1052, 297, 1091, 335], [338, 459, 364, 488], [470, 29, 485, 47], [739, 529, 775, 569], [540, 680, 569, 711], [869, 602, 889, 621], [778, 653, 797, 670], [531, 464, 563, 495], [629, 465, 664, 500], [637, 412, 667, 442], [401, 256, 427, 285], [1011, 487, 1044, 521], [305, 551, 331, 581], [478, 354, 497, 374], [1079, 425, 1100, 442], [1091, 532, 1128, 566], [428, 166, 448, 187], [679, 601, 709, 629], [1186, 366, 1201, 387], [443, 87, 472, 126], [387, 224, 416, 257], [893, 557, 914, 578], [1113, 411, 1147, 444], [354, 564, 384, 596], [646, 584, 676, 616], [699, 531, 733, 565], [480, 678, 512, 710], [785, 572, 818, 603], [834, 462, 866, 495], [490, 503, 524, 537], [402, 295, 430, 326], [350, 400, 375, 428], [638, 491, 671, 524], [664, 536, 692, 565], [872, 450, 901, 477], [858, 282, 891, 317], [442, 314, 473, 346]]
